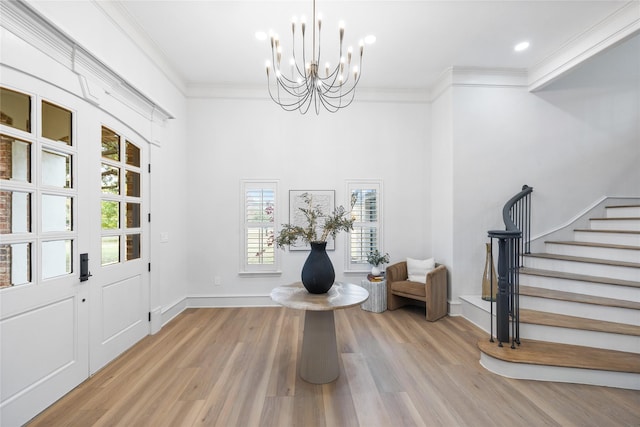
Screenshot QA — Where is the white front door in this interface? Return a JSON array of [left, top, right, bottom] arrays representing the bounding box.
[[1, 72, 149, 426], [0, 77, 90, 427], [89, 122, 149, 374]]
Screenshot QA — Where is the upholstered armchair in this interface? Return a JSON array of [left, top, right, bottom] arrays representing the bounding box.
[[386, 260, 448, 321]]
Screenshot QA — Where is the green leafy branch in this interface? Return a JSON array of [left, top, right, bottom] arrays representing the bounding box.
[[275, 192, 357, 249]]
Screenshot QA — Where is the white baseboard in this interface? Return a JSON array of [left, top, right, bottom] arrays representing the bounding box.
[[187, 295, 277, 308], [161, 297, 188, 328]]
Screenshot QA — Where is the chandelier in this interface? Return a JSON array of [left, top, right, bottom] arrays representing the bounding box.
[[264, 0, 369, 114]]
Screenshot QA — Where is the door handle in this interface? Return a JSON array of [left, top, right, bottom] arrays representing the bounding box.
[[80, 253, 92, 282]]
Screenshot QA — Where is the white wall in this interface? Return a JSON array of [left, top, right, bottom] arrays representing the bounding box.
[[447, 35, 640, 302], [186, 97, 430, 302], [430, 86, 455, 301]]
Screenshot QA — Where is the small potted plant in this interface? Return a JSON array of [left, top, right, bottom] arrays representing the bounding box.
[[276, 192, 357, 293], [367, 249, 390, 276]]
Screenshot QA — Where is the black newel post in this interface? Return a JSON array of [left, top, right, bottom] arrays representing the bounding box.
[[488, 230, 521, 345], [495, 236, 509, 343]]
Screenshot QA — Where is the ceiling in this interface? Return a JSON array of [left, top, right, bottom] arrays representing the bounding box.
[[106, 1, 631, 92]]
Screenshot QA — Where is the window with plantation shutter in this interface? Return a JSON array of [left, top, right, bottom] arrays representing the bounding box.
[[346, 181, 382, 271], [241, 180, 279, 273]]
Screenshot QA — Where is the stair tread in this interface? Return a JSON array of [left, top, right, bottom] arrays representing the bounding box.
[[545, 240, 640, 251], [519, 285, 640, 310], [520, 267, 640, 288], [520, 309, 640, 336], [606, 204, 640, 209], [574, 229, 640, 234], [524, 252, 640, 268], [478, 339, 640, 373], [590, 217, 640, 221]]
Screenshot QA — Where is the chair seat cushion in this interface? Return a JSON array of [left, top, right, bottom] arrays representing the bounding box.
[[390, 280, 425, 297]]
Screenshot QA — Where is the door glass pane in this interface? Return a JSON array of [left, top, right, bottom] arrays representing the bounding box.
[[42, 239, 72, 279], [125, 170, 140, 197], [0, 87, 31, 132], [126, 203, 140, 228], [126, 234, 141, 260], [126, 141, 140, 167], [42, 195, 72, 232], [0, 191, 31, 233], [102, 236, 120, 266], [102, 201, 119, 229], [101, 126, 119, 160], [101, 164, 120, 194], [42, 101, 72, 145], [1, 134, 31, 182], [0, 242, 31, 287], [42, 150, 71, 188]]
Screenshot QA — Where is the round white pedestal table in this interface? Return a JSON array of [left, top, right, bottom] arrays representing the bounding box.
[[270, 282, 369, 384]]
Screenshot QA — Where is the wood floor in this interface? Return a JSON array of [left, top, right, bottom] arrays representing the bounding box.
[[28, 306, 640, 426]]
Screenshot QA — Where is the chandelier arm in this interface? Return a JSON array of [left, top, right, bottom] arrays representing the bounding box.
[[290, 24, 308, 82], [274, 78, 304, 97], [320, 87, 356, 111], [323, 75, 359, 99], [323, 54, 362, 98], [267, 74, 314, 111], [318, 91, 345, 113], [270, 86, 312, 112]]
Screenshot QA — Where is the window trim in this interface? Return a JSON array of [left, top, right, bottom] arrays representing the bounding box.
[[345, 180, 383, 273], [240, 180, 280, 275]]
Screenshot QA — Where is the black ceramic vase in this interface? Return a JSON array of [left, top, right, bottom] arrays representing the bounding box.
[[301, 241, 335, 294]]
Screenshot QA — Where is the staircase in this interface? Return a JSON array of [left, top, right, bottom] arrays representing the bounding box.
[[477, 204, 640, 390]]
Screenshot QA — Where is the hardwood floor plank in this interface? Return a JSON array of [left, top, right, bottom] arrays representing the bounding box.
[[380, 392, 426, 427], [342, 352, 393, 426], [27, 307, 640, 427]]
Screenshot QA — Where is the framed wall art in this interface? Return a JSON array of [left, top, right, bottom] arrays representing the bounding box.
[[288, 190, 336, 250]]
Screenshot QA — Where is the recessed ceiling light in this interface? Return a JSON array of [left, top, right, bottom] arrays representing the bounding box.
[[255, 31, 267, 41], [364, 35, 376, 45], [514, 41, 530, 52]]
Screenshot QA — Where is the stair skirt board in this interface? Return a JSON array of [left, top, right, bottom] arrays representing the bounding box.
[[479, 353, 640, 390], [519, 323, 640, 353]]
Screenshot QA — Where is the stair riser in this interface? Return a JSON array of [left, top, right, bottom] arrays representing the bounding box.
[[607, 206, 640, 218], [520, 295, 640, 326], [523, 257, 640, 282], [520, 274, 640, 302], [480, 354, 640, 390], [574, 231, 640, 246], [545, 243, 640, 263], [519, 324, 640, 353], [589, 219, 640, 231]]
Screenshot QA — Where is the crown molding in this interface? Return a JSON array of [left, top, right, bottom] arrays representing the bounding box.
[[0, 0, 175, 122], [185, 82, 430, 103], [429, 67, 528, 102], [528, 1, 640, 91], [91, 0, 188, 96]]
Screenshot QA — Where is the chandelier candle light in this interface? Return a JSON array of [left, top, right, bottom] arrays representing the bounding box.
[[264, 0, 371, 114]]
